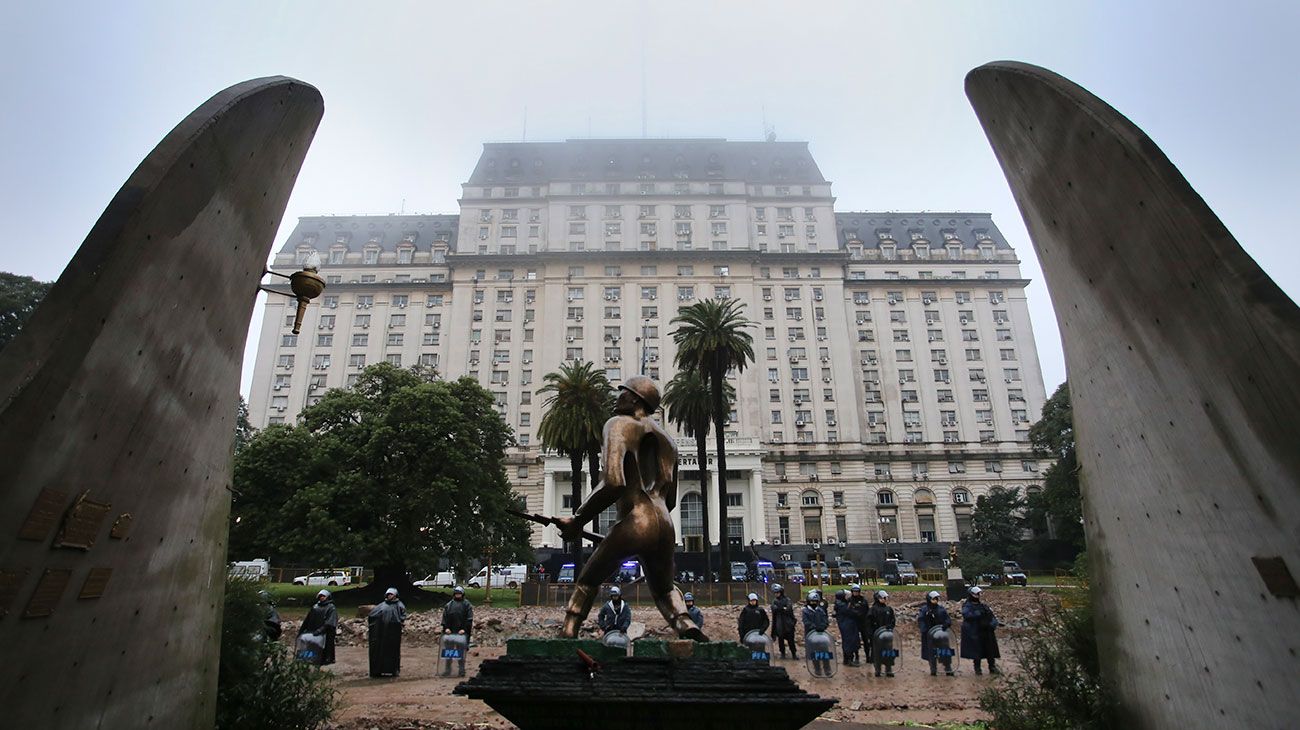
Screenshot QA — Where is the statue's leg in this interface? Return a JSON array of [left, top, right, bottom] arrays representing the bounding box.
[[561, 539, 625, 638], [643, 547, 707, 641]]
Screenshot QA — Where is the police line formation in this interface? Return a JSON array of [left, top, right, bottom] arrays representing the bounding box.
[[274, 583, 1001, 680]]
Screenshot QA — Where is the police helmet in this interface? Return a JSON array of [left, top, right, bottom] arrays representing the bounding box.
[[807, 590, 822, 602], [849, 583, 862, 592], [609, 586, 622, 597], [317, 589, 331, 599], [772, 583, 784, 593], [927, 590, 941, 601], [683, 592, 695, 602], [876, 590, 889, 600], [747, 592, 759, 602], [453, 585, 465, 594], [968, 585, 983, 596]]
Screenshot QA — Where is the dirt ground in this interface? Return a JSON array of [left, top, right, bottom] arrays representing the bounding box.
[[314, 589, 1051, 729]]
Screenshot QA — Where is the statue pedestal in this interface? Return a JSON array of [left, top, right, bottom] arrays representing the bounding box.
[[946, 567, 967, 601], [455, 638, 834, 729]]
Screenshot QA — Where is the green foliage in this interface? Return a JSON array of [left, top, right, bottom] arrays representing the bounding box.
[[1071, 551, 1090, 584], [536, 360, 613, 463], [1026, 383, 1086, 551], [960, 550, 1004, 584], [662, 370, 735, 576], [217, 578, 336, 730], [969, 485, 1027, 559], [234, 395, 255, 453], [978, 593, 1118, 729], [230, 363, 532, 579], [670, 298, 755, 579], [0, 272, 52, 350]]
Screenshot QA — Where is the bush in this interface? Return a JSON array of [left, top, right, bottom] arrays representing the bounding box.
[[978, 593, 1118, 729], [217, 578, 337, 730], [960, 550, 1002, 585]]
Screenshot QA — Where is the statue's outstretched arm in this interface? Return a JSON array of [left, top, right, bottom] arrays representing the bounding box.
[[571, 479, 621, 528]]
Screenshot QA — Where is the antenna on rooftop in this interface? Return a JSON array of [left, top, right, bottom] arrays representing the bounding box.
[[762, 105, 776, 142]]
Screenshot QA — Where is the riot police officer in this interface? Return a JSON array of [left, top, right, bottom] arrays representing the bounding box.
[[770, 584, 798, 659], [738, 592, 770, 641], [598, 585, 632, 635], [960, 585, 1001, 675], [868, 589, 897, 677], [684, 592, 704, 629], [833, 589, 861, 666], [919, 590, 955, 676]]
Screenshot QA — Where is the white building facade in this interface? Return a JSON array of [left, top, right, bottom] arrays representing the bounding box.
[[248, 139, 1049, 559]]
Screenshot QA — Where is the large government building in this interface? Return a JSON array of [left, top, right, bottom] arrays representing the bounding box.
[[248, 138, 1050, 565]]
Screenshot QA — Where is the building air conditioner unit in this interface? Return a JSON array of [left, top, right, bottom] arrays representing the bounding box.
[[360, 324, 369, 329], [308, 384, 319, 391], [926, 318, 935, 325], [470, 359, 480, 366], [888, 298, 898, 305], [960, 317, 969, 324], [823, 377, 831, 383], [567, 336, 575, 342], [763, 295, 772, 301], [828, 420, 837, 427], [809, 474, 819, 481], [273, 384, 283, 390], [923, 297, 933, 304], [275, 406, 286, 412]]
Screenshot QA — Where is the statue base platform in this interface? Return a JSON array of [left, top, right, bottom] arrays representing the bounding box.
[[946, 567, 967, 600], [453, 638, 835, 729]]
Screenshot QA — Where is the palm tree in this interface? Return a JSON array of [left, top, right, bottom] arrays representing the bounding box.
[[537, 361, 613, 574], [663, 370, 735, 584], [671, 298, 755, 580]]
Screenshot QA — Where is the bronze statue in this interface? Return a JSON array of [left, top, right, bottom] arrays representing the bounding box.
[[553, 376, 707, 641], [948, 544, 959, 567]]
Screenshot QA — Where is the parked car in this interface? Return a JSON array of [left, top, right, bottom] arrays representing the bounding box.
[[616, 560, 643, 583], [983, 560, 1029, 586], [750, 560, 775, 583], [883, 559, 919, 586], [730, 562, 749, 582], [468, 564, 528, 589], [292, 569, 352, 587], [557, 563, 576, 584], [804, 560, 831, 584], [779, 561, 806, 584], [229, 559, 270, 581], [413, 571, 458, 588], [833, 559, 860, 583]]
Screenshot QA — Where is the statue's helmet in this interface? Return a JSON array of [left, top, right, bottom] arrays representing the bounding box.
[[619, 375, 661, 413]]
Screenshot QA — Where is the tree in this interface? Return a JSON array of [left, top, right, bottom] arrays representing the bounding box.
[[234, 395, 255, 453], [961, 486, 1027, 582], [1027, 383, 1086, 552], [217, 578, 336, 729], [662, 370, 735, 582], [536, 361, 614, 574], [230, 363, 532, 600], [671, 298, 755, 580], [0, 272, 52, 350]]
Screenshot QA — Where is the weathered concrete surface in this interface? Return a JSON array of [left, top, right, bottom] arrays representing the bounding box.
[[966, 61, 1299, 728], [0, 77, 322, 728]]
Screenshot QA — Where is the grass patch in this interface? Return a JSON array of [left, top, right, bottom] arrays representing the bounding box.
[[263, 583, 519, 610]]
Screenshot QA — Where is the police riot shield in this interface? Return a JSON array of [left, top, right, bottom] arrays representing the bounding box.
[[927, 625, 956, 675], [872, 626, 898, 675], [743, 629, 772, 664], [804, 630, 838, 678], [439, 632, 469, 677], [295, 632, 325, 665], [602, 630, 629, 651]]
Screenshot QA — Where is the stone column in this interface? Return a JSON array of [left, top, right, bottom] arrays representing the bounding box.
[[707, 468, 721, 544], [542, 470, 557, 547], [749, 469, 765, 543]]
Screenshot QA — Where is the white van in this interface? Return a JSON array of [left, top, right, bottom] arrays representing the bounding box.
[[413, 571, 458, 588], [468, 564, 528, 589], [229, 559, 270, 581]]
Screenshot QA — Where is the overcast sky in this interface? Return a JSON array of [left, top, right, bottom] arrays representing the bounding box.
[[2, 1, 1296, 397]]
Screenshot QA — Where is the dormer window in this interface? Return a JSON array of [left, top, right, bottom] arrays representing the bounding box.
[[881, 244, 897, 260], [913, 244, 929, 259], [397, 247, 414, 264], [295, 246, 316, 266], [363, 247, 379, 265], [328, 246, 346, 265]]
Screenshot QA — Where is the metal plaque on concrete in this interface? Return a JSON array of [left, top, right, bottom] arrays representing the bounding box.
[[17, 488, 69, 542], [53, 494, 112, 551], [108, 513, 133, 540], [0, 568, 30, 618], [78, 568, 113, 600], [24, 568, 73, 618]]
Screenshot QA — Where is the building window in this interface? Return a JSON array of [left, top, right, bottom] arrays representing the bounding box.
[[778, 516, 790, 544], [877, 490, 895, 505]]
